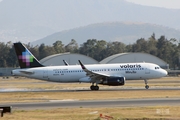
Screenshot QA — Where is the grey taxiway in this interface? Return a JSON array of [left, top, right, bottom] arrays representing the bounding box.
[[1, 98, 180, 110]]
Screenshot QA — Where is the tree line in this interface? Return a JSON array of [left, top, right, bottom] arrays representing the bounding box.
[[0, 33, 180, 69]]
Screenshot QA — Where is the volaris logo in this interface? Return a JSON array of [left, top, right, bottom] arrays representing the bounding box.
[[18, 49, 34, 66], [120, 64, 141, 68]]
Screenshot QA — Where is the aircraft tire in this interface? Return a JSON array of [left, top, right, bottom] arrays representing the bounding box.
[[90, 85, 94, 90], [145, 85, 149, 89], [90, 85, 99, 90], [95, 86, 99, 90]]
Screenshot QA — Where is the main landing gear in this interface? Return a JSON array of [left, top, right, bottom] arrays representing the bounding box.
[[144, 79, 149, 89], [90, 83, 99, 90]]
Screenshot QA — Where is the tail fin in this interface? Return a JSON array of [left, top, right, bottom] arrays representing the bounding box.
[[13, 42, 44, 68]]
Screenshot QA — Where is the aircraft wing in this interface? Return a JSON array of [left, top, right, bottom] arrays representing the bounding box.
[[78, 60, 110, 82]]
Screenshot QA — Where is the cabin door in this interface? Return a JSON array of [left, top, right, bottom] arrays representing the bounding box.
[[145, 65, 150, 74]]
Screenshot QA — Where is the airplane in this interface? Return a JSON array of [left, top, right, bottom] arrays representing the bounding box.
[[11, 42, 168, 90]]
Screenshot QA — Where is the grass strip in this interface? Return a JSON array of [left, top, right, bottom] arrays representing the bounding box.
[[1, 106, 180, 120]]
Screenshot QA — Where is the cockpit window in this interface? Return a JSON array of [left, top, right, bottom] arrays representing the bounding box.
[[155, 67, 160, 69]]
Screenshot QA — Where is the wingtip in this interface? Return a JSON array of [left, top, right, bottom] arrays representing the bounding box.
[[78, 60, 82, 64], [78, 60, 85, 69]]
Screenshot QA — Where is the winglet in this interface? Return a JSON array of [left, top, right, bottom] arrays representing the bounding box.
[[78, 60, 86, 70], [63, 60, 69, 66]]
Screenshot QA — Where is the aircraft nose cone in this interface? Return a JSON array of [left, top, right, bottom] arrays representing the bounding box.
[[165, 70, 168, 76], [162, 69, 168, 76]]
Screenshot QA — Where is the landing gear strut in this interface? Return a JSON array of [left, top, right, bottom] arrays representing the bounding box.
[[144, 79, 149, 89], [90, 83, 99, 90]]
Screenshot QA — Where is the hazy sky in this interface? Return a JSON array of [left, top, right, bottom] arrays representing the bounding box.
[[0, 0, 179, 9], [126, 0, 180, 9]]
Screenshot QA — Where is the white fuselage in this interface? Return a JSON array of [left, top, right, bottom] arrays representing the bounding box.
[[12, 62, 167, 83]]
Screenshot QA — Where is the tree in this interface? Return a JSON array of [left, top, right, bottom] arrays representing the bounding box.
[[65, 39, 78, 53], [147, 34, 158, 55], [132, 38, 148, 52], [93, 40, 107, 61], [105, 41, 126, 58], [53, 40, 65, 53], [156, 36, 178, 69], [38, 43, 56, 59], [79, 39, 97, 58]]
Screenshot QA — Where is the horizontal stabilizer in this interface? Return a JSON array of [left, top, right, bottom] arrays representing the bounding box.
[[19, 70, 34, 75]]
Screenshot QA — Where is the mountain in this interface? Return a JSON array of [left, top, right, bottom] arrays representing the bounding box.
[[32, 22, 180, 45], [0, 0, 180, 44]]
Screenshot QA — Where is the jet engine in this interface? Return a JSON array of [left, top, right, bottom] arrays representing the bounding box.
[[101, 77, 125, 86]]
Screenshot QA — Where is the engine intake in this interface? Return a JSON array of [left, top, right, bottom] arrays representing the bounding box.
[[102, 77, 125, 86]]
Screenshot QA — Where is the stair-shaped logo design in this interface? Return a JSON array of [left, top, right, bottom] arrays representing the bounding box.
[[18, 50, 33, 66]]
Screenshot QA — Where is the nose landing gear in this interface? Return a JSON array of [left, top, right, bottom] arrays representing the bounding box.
[[144, 79, 149, 89]]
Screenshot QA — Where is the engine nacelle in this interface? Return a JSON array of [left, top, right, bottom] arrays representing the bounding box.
[[101, 77, 125, 86]]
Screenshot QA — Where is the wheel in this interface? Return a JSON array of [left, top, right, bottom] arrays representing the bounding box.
[[145, 85, 149, 89], [95, 86, 99, 90], [90, 85, 94, 90], [90, 85, 99, 90]]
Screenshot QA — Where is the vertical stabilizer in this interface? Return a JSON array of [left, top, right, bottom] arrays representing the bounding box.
[[13, 42, 44, 68]]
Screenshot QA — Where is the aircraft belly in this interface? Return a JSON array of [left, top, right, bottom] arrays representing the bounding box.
[[124, 71, 145, 80], [59, 75, 81, 82]]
